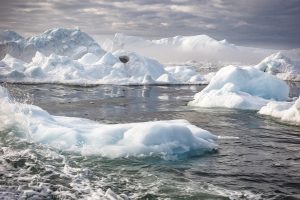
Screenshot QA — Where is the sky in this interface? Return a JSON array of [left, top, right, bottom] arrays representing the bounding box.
[[0, 0, 300, 49]]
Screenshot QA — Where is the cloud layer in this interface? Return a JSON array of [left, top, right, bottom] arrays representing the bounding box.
[[0, 0, 300, 48]]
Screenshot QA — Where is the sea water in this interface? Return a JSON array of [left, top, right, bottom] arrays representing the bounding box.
[[1, 83, 300, 199]]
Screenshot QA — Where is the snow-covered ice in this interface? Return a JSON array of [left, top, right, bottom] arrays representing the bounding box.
[[2, 28, 300, 85], [0, 30, 24, 43], [259, 97, 300, 125], [0, 85, 217, 159], [255, 52, 300, 81], [102, 33, 300, 64], [0, 50, 208, 85], [165, 65, 206, 84], [102, 33, 300, 80], [188, 65, 289, 110], [0, 28, 210, 85], [0, 28, 105, 62]]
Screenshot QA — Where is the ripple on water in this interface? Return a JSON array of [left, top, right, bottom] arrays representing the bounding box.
[[1, 83, 300, 199]]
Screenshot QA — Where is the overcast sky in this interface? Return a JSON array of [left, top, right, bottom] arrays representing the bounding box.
[[0, 0, 300, 49]]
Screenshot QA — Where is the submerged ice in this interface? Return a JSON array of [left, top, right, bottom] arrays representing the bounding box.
[[0, 85, 217, 158]]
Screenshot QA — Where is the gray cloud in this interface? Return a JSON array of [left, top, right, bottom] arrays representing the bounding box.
[[0, 0, 299, 49]]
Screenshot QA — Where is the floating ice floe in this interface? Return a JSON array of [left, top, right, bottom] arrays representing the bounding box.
[[0, 85, 217, 159], [255, 52, 300, 81], [0, 28, 210, 85], [165, 65, 206, 83], [259, 97, 300, 125], [188, 65, 289, 110]]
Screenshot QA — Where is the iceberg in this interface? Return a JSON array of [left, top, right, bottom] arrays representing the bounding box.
[[0, 50, 204, 85], [0, 28, 105, 62], [188, 65, 289, 110], [0, 30, 24, 43], [2, 28, 299, 86], [259, 98, 300, 125], [0, 29, 210, 85], [0, 85, 217, 159], [103, 33, 300, 64], [165, 66, 207, 84], [255, 52, 300, 81]]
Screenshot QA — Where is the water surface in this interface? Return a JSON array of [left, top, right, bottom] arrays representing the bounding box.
[[1, 83, 300, 199]]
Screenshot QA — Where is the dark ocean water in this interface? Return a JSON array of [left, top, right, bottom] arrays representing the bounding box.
[[1, 83, 300, 200]]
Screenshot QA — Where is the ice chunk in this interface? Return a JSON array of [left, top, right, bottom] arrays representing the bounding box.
[[0, 29, 212, 85], [78, 53, 100, 64], [112, 50, 166, 80], [259, 98, 300, 125], [142, 74, 155, 84], [188, 65, 289, 110], [1, 54, 26, 71], [103, 33, 300, 64], [165, 66, 207, 84], [256, 52, 293, 73], [156, 73, 178, 83], [0, 85, 217, 159], [0, 28, 105, 62], [0, 30, 24, 43], [255, 52, 300, 81], [1, 49, 207, 85], [98, 52, 119, 65]]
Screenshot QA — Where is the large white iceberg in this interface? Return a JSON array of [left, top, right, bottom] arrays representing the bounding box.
[[0, 85, 217, 159], [103, 33, 300, 64], [255, 52, 300, 81], [108, 33, 232, 51], [0, 29, 210, 85], [259, 98, 300, 125], [0, 50, 208, 85], [188, 65, 289, 110], [0, 28, 105, 62]]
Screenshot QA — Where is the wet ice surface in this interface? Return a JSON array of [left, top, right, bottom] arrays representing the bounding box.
[[1, 83, 300, 199]]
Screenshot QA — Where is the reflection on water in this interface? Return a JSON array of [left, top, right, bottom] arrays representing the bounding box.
[[2, 83, 300, 199]]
